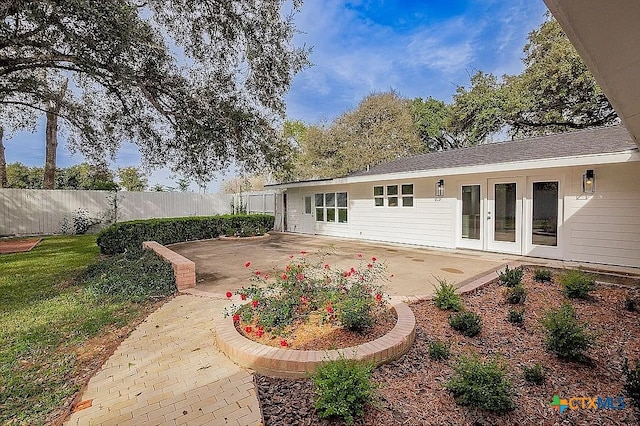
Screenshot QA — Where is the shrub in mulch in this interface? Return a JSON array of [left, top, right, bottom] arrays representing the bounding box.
[[448, 310, 482, 337], [256, 269, 640, 425], [559, 269, 596, 299]]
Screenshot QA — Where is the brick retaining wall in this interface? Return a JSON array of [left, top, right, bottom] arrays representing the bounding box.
[[142, 241, 195, 290]]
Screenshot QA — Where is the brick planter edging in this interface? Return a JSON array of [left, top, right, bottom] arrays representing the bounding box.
[[215, 302, 416, 379], [142, 241, 196, 291]]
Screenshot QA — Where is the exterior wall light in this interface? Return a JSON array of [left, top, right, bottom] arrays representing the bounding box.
[[435, 179, 445, 197], [582, 169, 595, 193]]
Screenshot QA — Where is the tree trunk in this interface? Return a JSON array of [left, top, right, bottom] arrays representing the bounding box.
[[0, 127, 7, 188], [43, 78, 68, 189]]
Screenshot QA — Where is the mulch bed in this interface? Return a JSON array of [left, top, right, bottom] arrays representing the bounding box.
[[256, 268, 640, 425], [0, 238, 42, 254]]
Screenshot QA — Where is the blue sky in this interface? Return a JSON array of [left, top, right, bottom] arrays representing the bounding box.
[[5, 0, 549, 191]]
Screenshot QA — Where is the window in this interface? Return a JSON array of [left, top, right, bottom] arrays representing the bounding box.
[[304, 196, 312, 214], [532, 181, 558, 246], [315, 193, 324, 221], [374, 186, 384, 206], [387, 185, 398, 207], [373, 183, 414, 207], [315, 192, 348, 223], [402, 184, 414, 207]]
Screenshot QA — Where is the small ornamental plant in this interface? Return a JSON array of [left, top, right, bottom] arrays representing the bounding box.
[[497, 265, 524, 287], [559, 270, 596, 299], [507, 308, 525, 325], [533, 268, 553, 283], [504, 284, 527, 304], [223, 251, 391, 347], [428, 340, 452, 361], [541, 302, 595, 360], [448, 311, 482, 337], [622, 358, 640, 408], [523, 363, 546, 385], [433, 278, 463, 311]]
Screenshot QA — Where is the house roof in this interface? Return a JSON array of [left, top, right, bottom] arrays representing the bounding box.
[[348, 125, 637, 178], [267, 125, 639, 189]]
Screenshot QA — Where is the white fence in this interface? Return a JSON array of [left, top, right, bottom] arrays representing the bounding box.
[[0, 189, 277, 236]]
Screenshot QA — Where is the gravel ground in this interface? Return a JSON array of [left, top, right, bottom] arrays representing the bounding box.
[[256, 269, 640, 425]]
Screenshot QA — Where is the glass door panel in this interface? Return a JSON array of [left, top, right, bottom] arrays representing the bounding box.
[[494, 183, 517, 242], [462, 185, 481, 240], [531, 181, 558, 246]]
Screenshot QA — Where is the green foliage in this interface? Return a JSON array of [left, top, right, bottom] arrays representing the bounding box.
[[428, 340, 452, 361], [226, 253, 389, 341], [504, 284, 527, 304], [338, 284, 376, 331], [448, 311, 482, 337], [624, 295, 638, 312], [433, 278, 463, 311], [497, 265, 524, 287], [445, 355, 515, 412], [5, 162, 118, 190], [2, 1, 309, 183], [117, 166, 147, 191], [523, 363, 546, 385], [411, 97, 464, 151], [507, 308, 525, 325], [312, 356, 377, 425], [533, 268, 553, 283], [541, 302, 595, 360], [96, 214, 274, 254], [0, 235, 153, 424], [83, 249, 176, 302], [622, 358, 640, 408], [559, 270, 596, 299]]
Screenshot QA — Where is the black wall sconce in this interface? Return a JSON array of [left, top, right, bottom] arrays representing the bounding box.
[[435, 179, 445, 197], [582, 169, 595, 193]]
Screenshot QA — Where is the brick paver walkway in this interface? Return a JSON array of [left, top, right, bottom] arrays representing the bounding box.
[[66, 295, 261, 426]]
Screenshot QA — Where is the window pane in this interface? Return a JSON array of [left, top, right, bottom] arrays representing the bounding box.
[[532, 181, 558, 246], [325, 193, 335, 207], [326, 208, 336, 222], [387, 185, 398, 196], [402, 184, 413, 195], [338, 208, 348, 223], [304, 196, 312, 214], [315, 208, 324, 221], [462, 185, 480, 240], [388, 196, 398, 207], [373, 186, 383, 196], [402, 196, 413, 207], [494, 183, 516, 242], [374, 197, 384, 207], [315, 193, 324, 207], [337, 192, 347, 207]]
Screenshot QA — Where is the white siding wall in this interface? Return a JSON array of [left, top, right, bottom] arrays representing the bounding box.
[[564, 163, 640, 267], [282, 160, 640, 268]]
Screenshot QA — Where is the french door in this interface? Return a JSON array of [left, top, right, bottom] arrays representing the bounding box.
[[487, 179, 523, 254]]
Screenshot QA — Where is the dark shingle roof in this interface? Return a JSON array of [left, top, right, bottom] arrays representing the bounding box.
[[349, 125, 637, 177]]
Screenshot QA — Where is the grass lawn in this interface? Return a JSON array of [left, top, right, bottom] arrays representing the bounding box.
[[0, 235, 160, 424]]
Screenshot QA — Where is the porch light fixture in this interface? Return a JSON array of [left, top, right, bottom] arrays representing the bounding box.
[[435, 179, 445, 197], [582, 169, 595, 193]]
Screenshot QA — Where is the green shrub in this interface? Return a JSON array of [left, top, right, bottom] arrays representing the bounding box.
[[445, 355, 515, 412], [497, 265, 524, 287], [338, 284, 376, 332], [507, 308, 525, 325], [523, 363, 546, 385], [504, 284, 527, 304], [541, 302, 595, 360], [623, 358, 640, 408], [312, 356, 377, 425], [448, 311, 482, 337], [624, 296, 637, 312], [83, 249, 176, 302], [428, 340, 452, 361], [533, 268, 553, 283], [433, 278, 463, 311], [559, 270, 596, 299], [96, 214, 274, 254]]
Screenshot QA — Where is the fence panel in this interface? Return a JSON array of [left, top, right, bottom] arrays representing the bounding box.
[[0, 189, 276, 236]]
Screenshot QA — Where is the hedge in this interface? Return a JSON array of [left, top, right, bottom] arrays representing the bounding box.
[[96, 214, 274, 255]]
